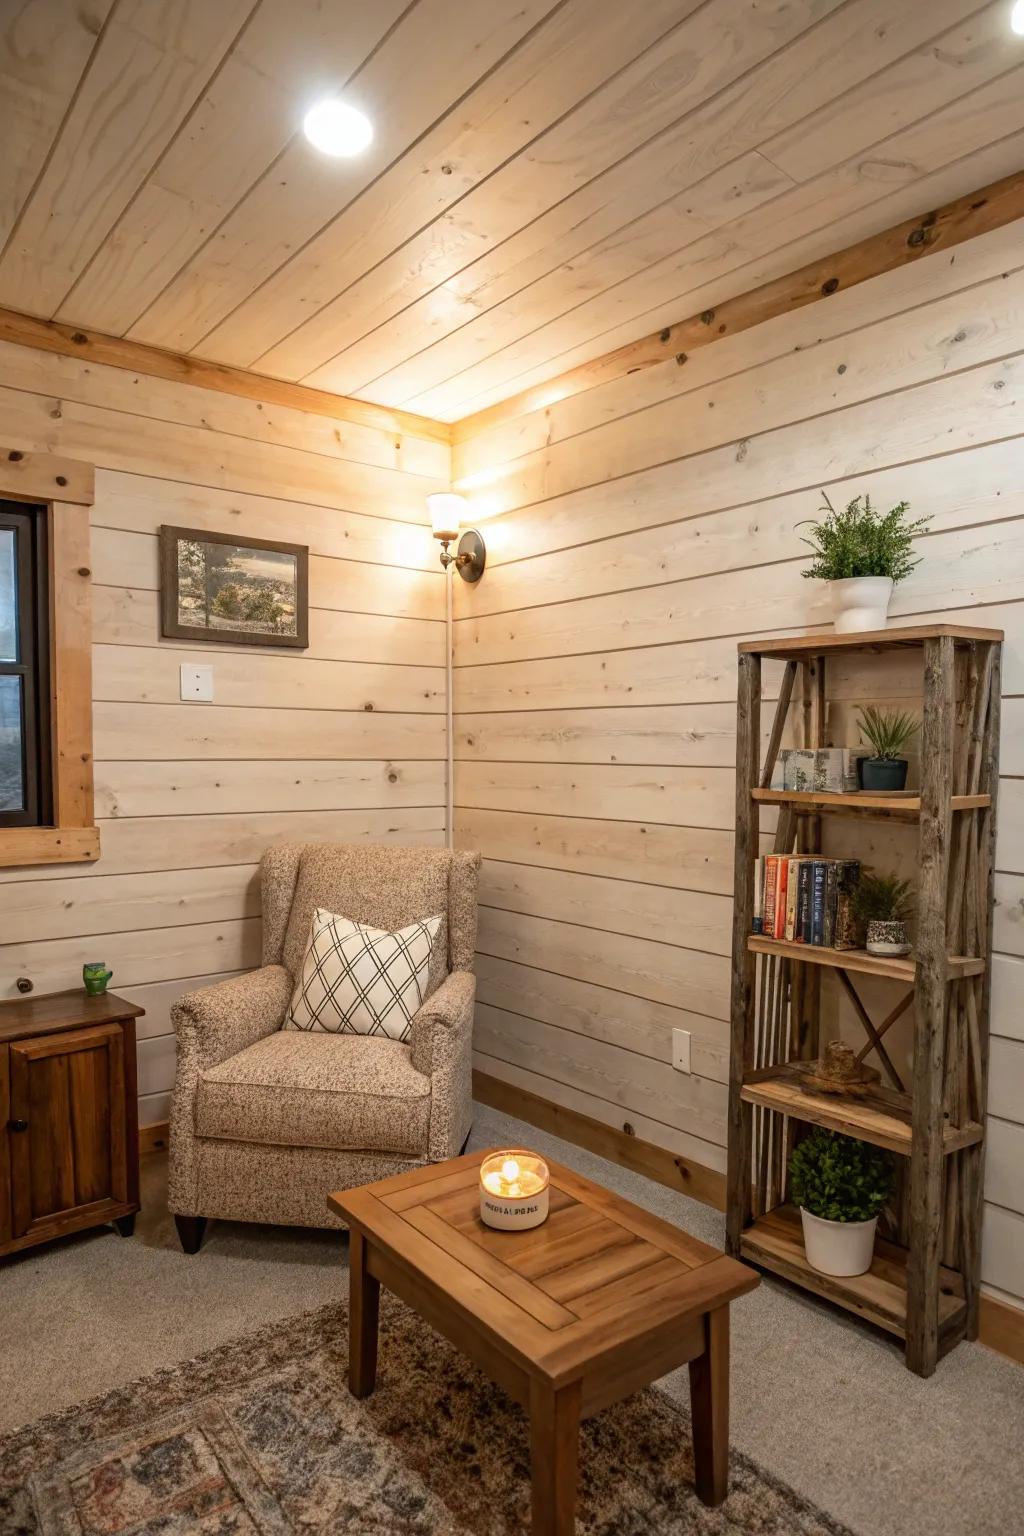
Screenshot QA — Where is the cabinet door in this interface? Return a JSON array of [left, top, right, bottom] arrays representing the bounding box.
[[9, 1023, 127, 1241]]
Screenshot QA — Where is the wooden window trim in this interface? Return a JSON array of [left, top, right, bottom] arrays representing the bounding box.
[[0, 448, 98, 868]]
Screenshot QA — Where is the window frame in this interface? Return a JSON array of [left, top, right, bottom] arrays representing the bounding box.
[[0, 502, 52, 828], [0, 448, 98, 868]]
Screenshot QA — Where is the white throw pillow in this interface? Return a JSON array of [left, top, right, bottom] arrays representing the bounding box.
[[286, 908, 442, 1041]]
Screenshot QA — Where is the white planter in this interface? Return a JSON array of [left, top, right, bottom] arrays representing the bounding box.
[[800, 1207, 878, 1277], [829, 576, 893, 633]]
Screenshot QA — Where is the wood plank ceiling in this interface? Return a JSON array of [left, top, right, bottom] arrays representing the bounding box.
[[3, 0, 1024, 422]]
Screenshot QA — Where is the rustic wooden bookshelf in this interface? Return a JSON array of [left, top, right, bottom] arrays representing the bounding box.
[[725, 623, 1002, 1377]]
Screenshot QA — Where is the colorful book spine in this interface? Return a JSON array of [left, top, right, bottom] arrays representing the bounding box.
[[796, 861, 813, 942], [773, 856, 789, 940], [763, 855, 779, 939], [752, 855, 765, 934], [823, 861, 839, 947], [810, 860, 828, 945], [784, 858, 801, 941]]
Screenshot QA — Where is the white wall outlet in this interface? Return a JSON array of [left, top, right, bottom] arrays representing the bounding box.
[[180, 663, 214, 702], [672, 1028, 692, 1074]]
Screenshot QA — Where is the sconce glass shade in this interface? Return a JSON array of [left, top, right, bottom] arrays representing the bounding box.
[[427, 492, 465, 541]]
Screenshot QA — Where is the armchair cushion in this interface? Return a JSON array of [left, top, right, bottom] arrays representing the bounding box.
[[195, 1032, 431, 1156]]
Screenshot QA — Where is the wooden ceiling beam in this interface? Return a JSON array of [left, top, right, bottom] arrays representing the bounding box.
[[450, 168, 1024, 443], [0, 307, 451, 446]]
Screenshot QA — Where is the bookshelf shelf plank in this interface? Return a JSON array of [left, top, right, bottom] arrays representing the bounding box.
[[738, 624, 1003, 660], [751, 789, 989, 818], [740, 1065, 983, 1156], [739, 1205, 967, 1341], [747, 935, 984, 981]]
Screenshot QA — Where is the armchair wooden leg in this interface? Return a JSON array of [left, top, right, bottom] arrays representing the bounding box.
[[175, 1214, 207, 1254]]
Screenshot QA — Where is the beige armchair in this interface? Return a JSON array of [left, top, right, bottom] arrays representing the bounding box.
[[168, 843, 481, 1251]]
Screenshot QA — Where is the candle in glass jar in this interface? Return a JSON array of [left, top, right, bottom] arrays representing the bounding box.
[[479, 1150, 550, 1230]]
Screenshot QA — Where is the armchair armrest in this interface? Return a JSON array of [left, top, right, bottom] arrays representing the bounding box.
[[410, 970, 476, 1161], [168, 965, 293, 1216], [172, 965, 294, 1074]]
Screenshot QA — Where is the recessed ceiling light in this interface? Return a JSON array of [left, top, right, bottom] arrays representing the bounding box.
[[303, 98, 373, 157], [1013, 0, 1024, 35]]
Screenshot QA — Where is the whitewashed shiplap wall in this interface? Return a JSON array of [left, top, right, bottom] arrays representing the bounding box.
[[451, 216, 1024, 1313], [0, 343, 449, 1126]]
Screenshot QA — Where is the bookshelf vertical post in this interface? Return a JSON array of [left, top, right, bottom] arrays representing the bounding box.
[[907, 634, 955, 1376], [726, 651, 761, 1254]]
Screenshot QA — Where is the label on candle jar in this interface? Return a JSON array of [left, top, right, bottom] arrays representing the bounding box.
[[482, 1198, 541, 1219]]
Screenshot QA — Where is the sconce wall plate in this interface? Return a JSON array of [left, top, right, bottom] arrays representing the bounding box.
[[455, 528, 486, 583]]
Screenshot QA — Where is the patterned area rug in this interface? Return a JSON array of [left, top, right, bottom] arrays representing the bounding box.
[[0, 1296, 853, 1534]]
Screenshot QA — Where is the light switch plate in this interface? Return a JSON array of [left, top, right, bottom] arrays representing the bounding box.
[[180, 663, 214, 702], [672, 1028, 691, 1074]]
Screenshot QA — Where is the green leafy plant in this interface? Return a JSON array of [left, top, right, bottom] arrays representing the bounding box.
[[851, 871, 914, 942], [856, 705, 919, 760], [789, 1127, 894, 1223], [800, 492, 931, 582]]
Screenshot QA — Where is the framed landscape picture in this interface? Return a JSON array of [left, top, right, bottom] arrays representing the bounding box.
[[159, 526, 309, 649]]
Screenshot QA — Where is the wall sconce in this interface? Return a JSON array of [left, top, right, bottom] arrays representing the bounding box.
[[427, 492, 486, 582]]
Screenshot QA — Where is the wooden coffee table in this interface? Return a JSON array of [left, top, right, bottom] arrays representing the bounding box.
[[329, 1150, 757, 1533]]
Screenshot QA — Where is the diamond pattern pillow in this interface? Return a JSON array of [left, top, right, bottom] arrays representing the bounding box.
[[285, 908, 442, 1041]]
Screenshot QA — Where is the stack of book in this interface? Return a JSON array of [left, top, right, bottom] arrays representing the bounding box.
[[752, 855, 860, 948]]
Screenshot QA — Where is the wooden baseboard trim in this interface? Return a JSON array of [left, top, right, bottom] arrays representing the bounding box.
[[452, 168, 1024, 441], [139, 1121, 169, 1156], [472, 1069, 726, 1211], [978, 1293, 1024, 1367]]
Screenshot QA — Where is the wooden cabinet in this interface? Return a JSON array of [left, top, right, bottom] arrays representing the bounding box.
[[1, 991, 143, 1257]]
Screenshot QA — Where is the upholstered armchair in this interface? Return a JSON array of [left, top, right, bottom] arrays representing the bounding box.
[[168, 843, 481, 1251]]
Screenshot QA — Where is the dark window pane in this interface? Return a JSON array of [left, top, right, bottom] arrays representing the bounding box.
[[0, 528, 16, 661], [0, 673, 24, 812]]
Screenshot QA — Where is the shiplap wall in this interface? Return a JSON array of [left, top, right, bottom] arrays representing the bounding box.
[[451, 217, 1024, 1313], [0, 342, 449, 1126]]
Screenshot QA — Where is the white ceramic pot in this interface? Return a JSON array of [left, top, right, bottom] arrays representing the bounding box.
[[829, 576, 893, 633], [800, 1207, 878, 1277]]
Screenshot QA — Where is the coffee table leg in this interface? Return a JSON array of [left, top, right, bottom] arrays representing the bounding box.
[[349, 1228, 380, 1397], [688, 1304, 730, 1506], [530, 1377, 581, 1536]]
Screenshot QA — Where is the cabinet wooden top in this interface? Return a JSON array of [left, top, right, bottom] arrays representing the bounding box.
[[0, 988, 144, 1043], [738, 623, 1003, 659]]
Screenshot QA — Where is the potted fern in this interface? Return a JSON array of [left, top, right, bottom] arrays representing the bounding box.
[[790, 1127, 894, 1277], [855, 705, 919, 791], [853, 871, 914, 957], [800, 492, 931, 633]]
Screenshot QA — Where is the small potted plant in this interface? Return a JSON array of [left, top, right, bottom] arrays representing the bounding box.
[[789, 1126, 894, 1277], [852, 871, 914, 957], [800, 492, 931, 632], [855, 704, 918, 791]]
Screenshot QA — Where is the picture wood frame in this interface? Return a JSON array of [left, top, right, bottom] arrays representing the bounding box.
[[159, 525, 309, 649]]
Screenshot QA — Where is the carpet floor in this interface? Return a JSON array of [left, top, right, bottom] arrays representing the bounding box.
[[3, 1105, 1022, 1536], [1, 1296, 853, 1536]]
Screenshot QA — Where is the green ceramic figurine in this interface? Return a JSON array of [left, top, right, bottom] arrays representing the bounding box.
[[83, 962, 112, 996]]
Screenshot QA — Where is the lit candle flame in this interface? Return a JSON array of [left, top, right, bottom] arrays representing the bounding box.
[[501, 1158, 521, 1184]]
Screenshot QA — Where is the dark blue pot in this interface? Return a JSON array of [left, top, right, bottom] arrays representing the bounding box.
[[860, 757, 908, 792]]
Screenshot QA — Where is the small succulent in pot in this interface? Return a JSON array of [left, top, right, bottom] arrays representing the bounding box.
[[852, 871, 914, 957], [790, 1126, 894, 1276], [855, 704, 919, 791], [800, 492, 931, 633]]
